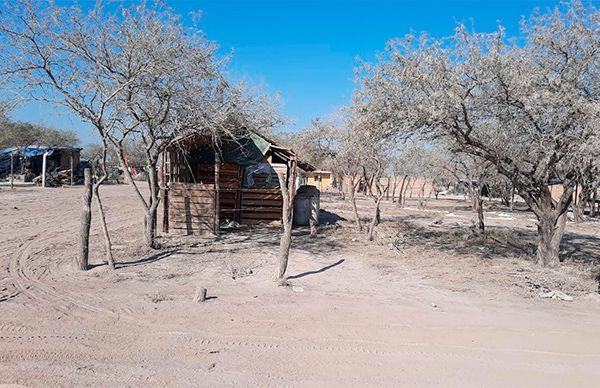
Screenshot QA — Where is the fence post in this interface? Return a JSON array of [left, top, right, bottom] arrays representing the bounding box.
[[42, 151, 49, 187], [10, 152, 14, 190], [78, 168, 92, 271], [70, 152, 74, 186]]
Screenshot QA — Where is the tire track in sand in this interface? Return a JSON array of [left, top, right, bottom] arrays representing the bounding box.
[[8, 236, 123, 320]]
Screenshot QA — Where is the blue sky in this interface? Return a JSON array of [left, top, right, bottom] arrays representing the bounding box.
[[11, 0, 565, 146]]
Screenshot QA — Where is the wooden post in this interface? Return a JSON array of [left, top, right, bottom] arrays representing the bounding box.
[[194, 286, 207, 303], [309, 196, 318, 237], [70, 152, 74, 186], [10, 152, 14, 190], [78, 168, 92, 271], [41, 151, 49, 187], [160, 152, 169, 233], [163, 188, 169, 233], [214, 150, 221, 236]]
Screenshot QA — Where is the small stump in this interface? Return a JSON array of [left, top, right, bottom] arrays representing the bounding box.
[[194, 286, 207, 303]]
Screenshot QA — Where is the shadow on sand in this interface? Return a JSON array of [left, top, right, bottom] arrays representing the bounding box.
[[287, 259, 345, 280]]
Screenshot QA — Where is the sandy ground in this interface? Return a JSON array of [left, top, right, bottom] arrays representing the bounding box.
[[1, 185, 600, 387]]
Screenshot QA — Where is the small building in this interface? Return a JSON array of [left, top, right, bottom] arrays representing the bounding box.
[[305, 170, 333, 191], [24, 146, 81, 177], [160, 132, 304, 235], [0, 146, 81, 181]]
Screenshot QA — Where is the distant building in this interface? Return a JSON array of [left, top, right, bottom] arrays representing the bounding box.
[[305, 170, 333, 191], [0, 146, 81, 180]]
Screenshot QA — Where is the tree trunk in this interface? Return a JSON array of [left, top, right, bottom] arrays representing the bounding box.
[[591, 189, 597, 217], [510, 186, 515, 211], [349, 176, 362, 231], [528, 184, 573, 267], [536, 213, 566, 267], [93, 184, 114, 269], [309, 215, 317, 237], [276, 158, 297, 281], [477, 195, 485, 234], [368, 175, 374, 196], [278, 221, 292, 280], [501, 192, 510, 207], [145, 163, 160, 249], [401, 176, 411, 205], [368, 196, 383, 241], [418, 180, 427, 209], [574, 185, 584, 223], [93, 144, 114, 269], [385, 177, 390, 201], [398, 175, 408, 207], [408, 178, 415, 199], [338, 175, 346, 201], [78, 168, 93, 271], [144, 207, 158, 249], [350, 192, 362, 231]]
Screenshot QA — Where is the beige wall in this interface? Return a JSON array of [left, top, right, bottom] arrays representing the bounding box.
[[306, 172, 332, 191], [342, 175, 435, 198], [549, 184, 582, 205]]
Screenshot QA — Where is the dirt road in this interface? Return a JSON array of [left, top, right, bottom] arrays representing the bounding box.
[[1, 185, 600, 387]]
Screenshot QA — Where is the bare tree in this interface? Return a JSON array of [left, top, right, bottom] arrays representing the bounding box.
[[0, 0, 141, 266], [286, 116, 366, 230]]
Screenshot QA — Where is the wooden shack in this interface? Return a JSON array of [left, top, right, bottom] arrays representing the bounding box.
[[161, 132, 298, 235]]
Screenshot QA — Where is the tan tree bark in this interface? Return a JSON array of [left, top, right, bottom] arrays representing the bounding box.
[[525, 185, 574, 267], [348, 174, 363, 231], [397, 175, 408, 206], [93, 141, 115, 269], [276, 157, 298, 282]]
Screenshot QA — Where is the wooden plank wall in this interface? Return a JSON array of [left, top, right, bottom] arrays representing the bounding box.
[[240, 189, 283, 222], [168, 182, 215, 235], [192, 162, 242, 221]]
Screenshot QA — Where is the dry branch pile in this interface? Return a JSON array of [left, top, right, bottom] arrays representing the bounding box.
[[32, 169, 78, 187]]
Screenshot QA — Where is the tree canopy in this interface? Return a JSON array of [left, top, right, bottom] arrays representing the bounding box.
[[0, 115, 78, 148]]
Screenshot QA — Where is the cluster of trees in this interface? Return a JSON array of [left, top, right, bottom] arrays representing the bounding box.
[[0, 1, 280, 271], [292, 1, 600, 267], [0, 105, 78, 148]]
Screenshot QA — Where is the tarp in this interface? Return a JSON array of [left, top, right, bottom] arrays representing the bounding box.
[[190, 134, 273, 167], [0, 147, 56, 157], [0, 148, 20, 178], [248, 132, 271, 155], [0, 147, 18, 155], [22, 147, 55, 158]]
